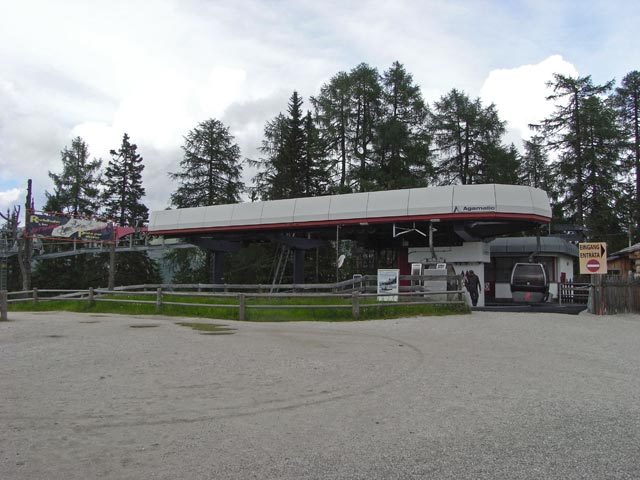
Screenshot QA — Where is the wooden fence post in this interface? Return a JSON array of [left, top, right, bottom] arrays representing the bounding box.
[[559, 283, 563, 305], [88, 287, 95, 307], [156, 287, 162, 313], [238, 293, 245, 321], [32, 287, 38, 305], [0, 290, 7, 322], [352, 291, 360, 319]]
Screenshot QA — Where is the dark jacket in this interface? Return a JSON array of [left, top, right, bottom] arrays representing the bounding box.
[[467, 273, 481, 293]]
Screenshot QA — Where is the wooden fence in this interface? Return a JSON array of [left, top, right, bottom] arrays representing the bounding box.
[[1, 274, 466, 321], [591, 276, 640, 315]]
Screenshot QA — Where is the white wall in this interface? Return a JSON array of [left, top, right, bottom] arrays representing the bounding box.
[[408, 242, 491, 264], [408, 243, 488, 307]]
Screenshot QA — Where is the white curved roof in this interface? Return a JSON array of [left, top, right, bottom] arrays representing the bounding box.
[[149, 184, 551, 234]]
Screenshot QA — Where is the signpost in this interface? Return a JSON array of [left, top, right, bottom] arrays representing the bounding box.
[[579, 242, 608, 315], [579, 242, 607, 275]]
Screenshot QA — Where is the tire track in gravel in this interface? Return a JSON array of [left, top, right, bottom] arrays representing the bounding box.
[[7, 327, 426, 432]]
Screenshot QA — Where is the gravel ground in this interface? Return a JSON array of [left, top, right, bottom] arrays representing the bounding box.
[[1, 310, 639, 480]]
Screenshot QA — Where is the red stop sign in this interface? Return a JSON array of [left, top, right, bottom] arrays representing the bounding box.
[[586, 259, 600, 272]]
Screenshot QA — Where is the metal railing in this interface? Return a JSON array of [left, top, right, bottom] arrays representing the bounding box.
[[558, 282, 590, 305]]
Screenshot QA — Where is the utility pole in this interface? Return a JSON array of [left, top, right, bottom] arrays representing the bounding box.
[[108, 223, 116, 290], [25, 180, 33, 290], [1, 237, 8, 321]]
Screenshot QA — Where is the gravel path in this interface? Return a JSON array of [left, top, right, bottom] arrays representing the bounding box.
[[1, 310, 639, 479]]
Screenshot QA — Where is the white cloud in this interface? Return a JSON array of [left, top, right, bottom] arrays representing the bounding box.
[[0, 188, 22, 213], [198, 67, 248, 118], [2, 1, 638, 214], [480, 55, 579, 144]]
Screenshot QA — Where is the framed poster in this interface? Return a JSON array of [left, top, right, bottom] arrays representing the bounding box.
[[377, 269, 399, 302]]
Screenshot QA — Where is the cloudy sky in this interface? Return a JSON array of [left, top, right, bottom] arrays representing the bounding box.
[[1, 0, 638, 215]]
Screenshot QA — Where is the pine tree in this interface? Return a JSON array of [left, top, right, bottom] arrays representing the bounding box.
[[311, 72, 352, 192], [431, 89, 506, 185], [36, 137, 104, 291], [532, 74, 614, 227], [250, 113, 287, 201], [302, 111, 329, 196], [251, 92, 326, 200], [101, 133, 157, 287], [374, 61, 432, 190], [280, 91, 306, 198], [581, 95, 624, 246], [170, 119, 244, 208], [479, 143, 520, 185], [45, 137, 102, 215], [519, 135, 554, 190], [102, 133, 148, 226], [347, 63, 381, 192], [613, 70, 640, 242]]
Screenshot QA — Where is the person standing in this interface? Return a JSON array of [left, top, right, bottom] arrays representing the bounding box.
[[467, 270, 481, 306]]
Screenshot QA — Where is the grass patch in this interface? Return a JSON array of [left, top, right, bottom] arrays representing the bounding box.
[[8, 294, 469, 321]]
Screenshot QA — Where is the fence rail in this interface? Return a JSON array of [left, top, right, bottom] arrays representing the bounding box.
[[1, 274, 467, 321]]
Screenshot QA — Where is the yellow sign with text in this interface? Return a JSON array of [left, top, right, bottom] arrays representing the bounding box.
[[579, 242, 607, 275]]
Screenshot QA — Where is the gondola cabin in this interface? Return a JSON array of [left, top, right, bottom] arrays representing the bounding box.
[[510, 263, 549, 303]]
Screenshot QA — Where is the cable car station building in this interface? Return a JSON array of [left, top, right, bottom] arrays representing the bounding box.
[[149, 184, 552, 307]]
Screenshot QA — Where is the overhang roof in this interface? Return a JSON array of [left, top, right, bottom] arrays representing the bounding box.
[[608, 242, 640, 260], [149, 184, 551, 237], [490, 236, 579, 258]]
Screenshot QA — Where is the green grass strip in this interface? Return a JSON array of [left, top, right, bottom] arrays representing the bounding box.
[[8, 294, 469, 321]]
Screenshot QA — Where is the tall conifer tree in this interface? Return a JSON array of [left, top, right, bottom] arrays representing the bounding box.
[[532, 74, 615, 227], [613, 70, 640, 242], [102, 133, 148, 226], [45, 137, 101, 215], [431, 89, 506, 185], [374, 61, 432, 190], [170, 119, 244, 208]]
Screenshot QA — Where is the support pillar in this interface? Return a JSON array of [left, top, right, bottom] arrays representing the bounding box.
[[1, 290, 7, 322], [267, 235, 325, 288], [189, 238, 242, 288], [212, 251, 225, 285], [293, 248, 305, 285], [397, 246, 410, 288]]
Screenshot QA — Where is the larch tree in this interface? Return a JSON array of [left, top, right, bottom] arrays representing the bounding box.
[[431, 89, 506, 185], [532, 74, 614, 228], [311, 72, 352, 192], [346, 63, 382, 192], [374, 61, 432, 190], [519, 135, 554, 191], [613, 70, 640, 242], [170, 119, 244, 208]]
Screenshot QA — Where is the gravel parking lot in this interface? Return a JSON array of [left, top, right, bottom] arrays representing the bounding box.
[[2, 310, 639, 479]]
